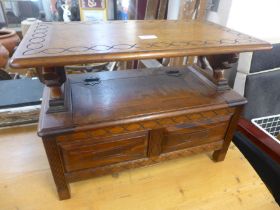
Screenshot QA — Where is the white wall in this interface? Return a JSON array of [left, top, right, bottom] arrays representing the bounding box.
[[207, 0, 232, 26], [168, 0, 280, 43], [227, 0, 280, 43], [167, 0, 181, 20]]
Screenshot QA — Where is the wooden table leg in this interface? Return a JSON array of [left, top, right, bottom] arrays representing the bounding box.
[[42, 137, 71, 200], [36, 66, 67, 113], [197, 53, 239, 91], [213, 106, 243, 162]]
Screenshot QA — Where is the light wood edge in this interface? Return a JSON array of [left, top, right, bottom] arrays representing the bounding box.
[[10, 44, 272, 69]]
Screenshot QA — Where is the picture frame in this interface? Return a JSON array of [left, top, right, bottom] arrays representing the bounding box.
[[79, 0, 106, 9], [79, 0, 107, 21]]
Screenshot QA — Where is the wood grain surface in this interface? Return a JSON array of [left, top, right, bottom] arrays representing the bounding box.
[[37, 66, 246, 199], [10, 20, 271, 68], [38, 66, 246, 136], [70, 67, 230, 125]]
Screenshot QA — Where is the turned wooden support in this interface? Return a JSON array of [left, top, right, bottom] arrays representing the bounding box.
[[198, 53, 239, 91], [36, 67, 67, 113], [50, 86, 63, 99]]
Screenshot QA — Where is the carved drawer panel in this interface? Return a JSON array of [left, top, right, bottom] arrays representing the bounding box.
[[59, 132, 148, 172], [162, 120, 230, 153], [55, 108, 235, 143]]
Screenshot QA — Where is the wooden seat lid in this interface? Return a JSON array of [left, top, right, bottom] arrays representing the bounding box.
[[70, 67, 242, 126], [38, 67, 246, 136], [10, 20, 271, 68]]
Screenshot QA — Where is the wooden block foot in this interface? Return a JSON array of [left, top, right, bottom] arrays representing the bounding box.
[[212, 150, 226, 162], [57, 187, 71, 200], [42, 137, 71, 200]]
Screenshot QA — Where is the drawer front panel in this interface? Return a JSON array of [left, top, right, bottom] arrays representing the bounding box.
[[59, 132, 148, 172], [162, 121, 230, 153], [56, 108, 235, 144]]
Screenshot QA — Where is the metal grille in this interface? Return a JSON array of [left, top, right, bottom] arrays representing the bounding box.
[[252, 114, 280, 143]]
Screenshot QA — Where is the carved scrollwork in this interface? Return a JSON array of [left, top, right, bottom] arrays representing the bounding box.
[[198, 53, 239, 91]]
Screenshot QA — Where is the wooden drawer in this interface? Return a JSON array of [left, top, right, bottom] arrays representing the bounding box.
[[162, 120, 230, 153], [59, 132, 148, 172]]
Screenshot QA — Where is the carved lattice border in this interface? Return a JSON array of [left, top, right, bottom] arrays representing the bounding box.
[[56, 108, 235, 141], [22, 21, 262, 56]]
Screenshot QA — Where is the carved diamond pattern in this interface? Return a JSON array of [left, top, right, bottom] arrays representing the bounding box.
[[57, 108, 235, 141]]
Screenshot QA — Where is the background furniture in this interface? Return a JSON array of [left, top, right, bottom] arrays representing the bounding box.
[[0, 78, 42, 108], [234, 43, 280, 119], [232, 43, 280, 205], [0, 78, 42, 127]]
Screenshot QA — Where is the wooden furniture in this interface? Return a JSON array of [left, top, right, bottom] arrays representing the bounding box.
[[10, 20, 271, 200]]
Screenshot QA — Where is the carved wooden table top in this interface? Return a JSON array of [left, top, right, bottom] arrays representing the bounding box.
[[10, 20, 271, 68]]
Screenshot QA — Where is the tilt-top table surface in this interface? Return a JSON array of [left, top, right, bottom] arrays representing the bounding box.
[[10, 20, 272, 200], [10, 20, 270, 68]]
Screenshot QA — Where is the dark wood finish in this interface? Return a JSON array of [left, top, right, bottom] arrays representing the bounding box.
[[66, 141, 223, 183], [59, 131, 148, 172], [38, 67, 246, 199], [148, 129, 164, 157], [38, 67, 242, 136], [10, 20, 270, 111], [213, 106, 243, 161], [36, 66, 67, 112], [237, 118, 280, 164], [71, 69, 226, 125], [42, 136, 70, 200], [198, 53, 239, 91], [162, 120, 230, 153], [9, 20, 271, 200]]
